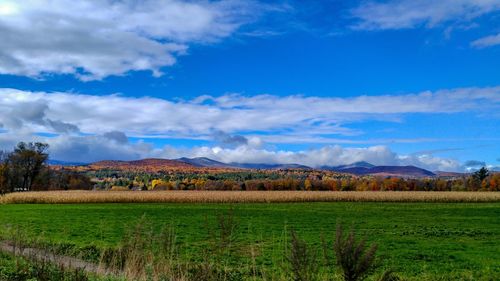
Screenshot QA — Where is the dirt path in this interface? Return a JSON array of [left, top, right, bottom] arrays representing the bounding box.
[[0, 241, 107, 275]]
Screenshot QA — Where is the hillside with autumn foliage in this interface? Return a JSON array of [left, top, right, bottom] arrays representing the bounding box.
[[3, 144, 499, 194], [90, 158, 197, 171]]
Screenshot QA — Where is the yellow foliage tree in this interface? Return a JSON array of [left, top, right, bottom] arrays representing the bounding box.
[[304, 179, 312, 191]]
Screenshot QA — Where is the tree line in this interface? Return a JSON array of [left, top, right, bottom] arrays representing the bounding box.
[[96, 167, 499, 192]]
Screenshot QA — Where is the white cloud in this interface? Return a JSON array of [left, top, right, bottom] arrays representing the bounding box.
[[0, 86, 498, 171], [181, 145, 400, 167], [471, 32, 500, 47], [351, 0, 500, 30], [0, 132, 463, 171], [0, 86, 499, 141], [0, 0, 264, 80], [398, 154, 462, 172]]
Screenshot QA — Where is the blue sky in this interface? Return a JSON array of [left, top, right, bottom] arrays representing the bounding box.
[[0, 0, 499, 171]]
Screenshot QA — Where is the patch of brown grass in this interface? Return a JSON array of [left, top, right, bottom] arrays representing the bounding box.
[[1, 191, 499, 204]]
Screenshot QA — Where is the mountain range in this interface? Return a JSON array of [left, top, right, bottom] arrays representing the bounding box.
[[51, 157, 439, 177], [321, 162, 436, 177], [176, 157, 311, 170]]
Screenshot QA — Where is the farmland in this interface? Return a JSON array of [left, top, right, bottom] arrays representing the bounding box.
[[1, 190, 500, 204], [2, 145, 499, 280], [0, 201, 499, 280]]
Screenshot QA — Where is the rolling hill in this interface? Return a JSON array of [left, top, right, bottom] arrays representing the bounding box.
[[90, 158, 196, 171], [176, 157, 233, 168], [82, 157, 436, 177], [177, 157, 311, 170]]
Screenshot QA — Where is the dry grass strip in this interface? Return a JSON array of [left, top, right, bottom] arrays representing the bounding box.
[[1, 191, 499, 204], [0, 241, 103, 274]]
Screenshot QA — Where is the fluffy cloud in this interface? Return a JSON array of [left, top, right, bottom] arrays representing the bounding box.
[[351, 0, 500, 30], [103, 131, 129, 145], [0, 0, 264, 80], [177, 145, 400, 167], [58, 141, 462, 172], [1, 86, 498, 141], [471, 33, 500, 48], [2, 98, 80, 133], [0, 132, 463, 171], [462, 160, 490, 171], [212, 130, 249, 147], [49, 135, 156, 163], [1, 86, 497, 171], [0, 132, 148, 163]]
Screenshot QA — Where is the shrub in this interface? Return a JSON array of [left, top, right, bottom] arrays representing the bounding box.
[[334, 224, 378, 281], [286, 230, 319, 281]]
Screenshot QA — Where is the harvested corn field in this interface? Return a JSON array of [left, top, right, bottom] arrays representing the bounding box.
[[1, 190, 499, 204]]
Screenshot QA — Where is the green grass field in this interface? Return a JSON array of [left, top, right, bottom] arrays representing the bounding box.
[[0, 202, 499, 280]]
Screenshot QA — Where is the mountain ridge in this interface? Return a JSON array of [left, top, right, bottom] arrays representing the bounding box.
[[71, 157, 439, 177], [322, 163, 436, 177]]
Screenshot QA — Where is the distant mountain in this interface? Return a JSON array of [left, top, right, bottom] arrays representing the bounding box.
[[90, 160, 127, 167], [85, 157, 434, 176], [176, 157, 233, 168], [90, 158, 195, 170], [48, 159, 89, 166], [127, 158, 196, 168], [229, 162, 312, 170], [176, 157, 311, 170], [321, 161, 374, 171], [365, 166, 435, 177], [88, 157, 312, 171], [322, 162, 435, 177]]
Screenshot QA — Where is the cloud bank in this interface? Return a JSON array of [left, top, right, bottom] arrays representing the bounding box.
[[1, 86, 498, 140], [1, 86, 499, 171], [0, 0, 266, 80], [1, 0, 498, 82], [0, 132, 463, 171]]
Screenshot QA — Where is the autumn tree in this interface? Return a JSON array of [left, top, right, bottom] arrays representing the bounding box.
[[304, 179, 312, 191], [0, 151, 8, 194], [489, 173, 500, 191], [6, 142, 49, 191]]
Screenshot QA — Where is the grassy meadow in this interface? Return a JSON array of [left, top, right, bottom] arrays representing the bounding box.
[[0, 201, 499, 280]]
